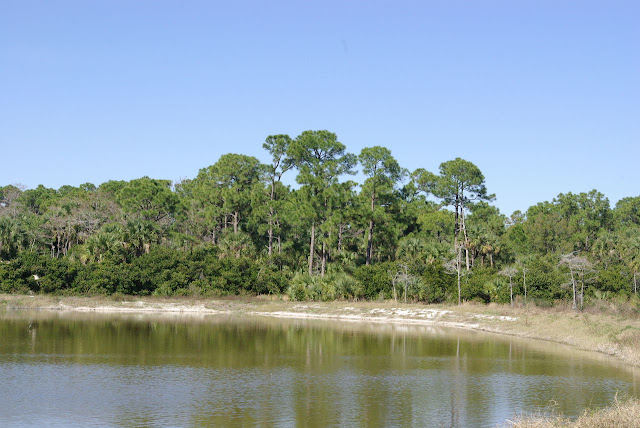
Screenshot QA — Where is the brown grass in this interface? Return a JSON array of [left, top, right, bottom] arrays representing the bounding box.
[[440, 301, 640, 367], [506, 397, 640, 427]]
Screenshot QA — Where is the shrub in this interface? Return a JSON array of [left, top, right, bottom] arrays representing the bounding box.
[[595, 265, 631, 297], [353, 262, 394, 300], [38, 257, 77, 294], [420, 262, 454, 303], [74, 261, 135, 295]]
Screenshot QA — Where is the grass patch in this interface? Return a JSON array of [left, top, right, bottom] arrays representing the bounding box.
[[507, 397, 640, 427]]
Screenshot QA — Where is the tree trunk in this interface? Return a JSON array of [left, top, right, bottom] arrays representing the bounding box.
[[509, 278, 513, 307], [308, 223, 315, 275], [570, 268, 577, 310], [321, 241, 326, 277], [268, 177, 276, 257], [465, 247, 470, 271], [276, 219, 282, 255], [456, 244, 462, 305], [233, 212, 239, 234], [404, 277, 407, 304], [366, 192, 375, 265], [366, 218, 374, 266], [267, 207, 274, 257], [523, 269, 527, 304], [579, 272, 584, 310], [459, 194, 470, 271], [392, 278, 397, 303]]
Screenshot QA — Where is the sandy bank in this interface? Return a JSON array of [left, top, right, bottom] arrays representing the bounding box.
[[2, 294, 640, 368]]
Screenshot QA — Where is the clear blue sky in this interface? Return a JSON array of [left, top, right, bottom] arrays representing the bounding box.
[[2, 0, 638, 216]]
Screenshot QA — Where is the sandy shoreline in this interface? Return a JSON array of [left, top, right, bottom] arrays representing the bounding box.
[[2, 294, 640, 368], [0, 295, 508, 330]]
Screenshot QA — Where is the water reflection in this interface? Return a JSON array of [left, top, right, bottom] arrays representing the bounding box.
[[0, 310, 638, 427]]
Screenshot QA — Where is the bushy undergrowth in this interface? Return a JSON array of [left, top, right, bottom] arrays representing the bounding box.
[[1, 247, 639, 309], [287, 271, 364, 301], [0, 247, 288, 298]]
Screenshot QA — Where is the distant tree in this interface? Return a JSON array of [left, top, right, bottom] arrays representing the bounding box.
[[499, 266, 518, 307], [359, 146, 406, 265], [0, 216, 20, 259], [554, 190, 611, 251], [124, 219, 158, 256], [190, 154, 264, 235], [618, 226, 640, 294], [19, 185, 57, 215], [413, 158, 494, 304], [116, 177, 183, 223], [288, 130, 356, 275], [98, 180, 128, 196], [614, 196, 640, 227], [560, 253, 593, 310], [262, 135, 294, 257], [0, 184, 25, 215]]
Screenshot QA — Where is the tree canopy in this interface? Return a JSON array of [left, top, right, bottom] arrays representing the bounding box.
[[1, 130, 638, 308]]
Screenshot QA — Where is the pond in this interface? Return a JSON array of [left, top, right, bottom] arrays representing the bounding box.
[[0, 310, 638, 427]]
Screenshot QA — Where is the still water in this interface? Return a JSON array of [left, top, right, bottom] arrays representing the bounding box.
[[0, 310, 638, 427]]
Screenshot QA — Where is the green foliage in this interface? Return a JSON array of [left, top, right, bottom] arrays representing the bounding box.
[[353, 263, 394, 300], [0, 216, 22, 260], [595, 265, 630, 297], [1, 133, 639, 307], [417, 209, 454, 243], [420, 262, 455, 303], [38, 257, 78, 294], [525, 256, 567, 301], [462, 267, 496, 303], [98, 180, 127, 196], [116, 177, 183, 222], [74, 261, 135, 295], [18, 185, 57, 215], [0, 252, 44, 293], [615, 197, 640, 227], [287, 271, 364, 301], [254, 265, 289, 295], [414, 158, 494, 217]]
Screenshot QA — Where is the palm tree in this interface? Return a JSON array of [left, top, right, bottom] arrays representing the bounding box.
[[0, 216, 19, 259], [620, 231, 640, 294], [217, 230, 254, 258], [124, 220, 157, 256], [395, 237, 426, 261], [73, 224, 124, 264]]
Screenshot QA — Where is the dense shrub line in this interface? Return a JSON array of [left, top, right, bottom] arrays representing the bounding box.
[[2, 246, 637, 306]]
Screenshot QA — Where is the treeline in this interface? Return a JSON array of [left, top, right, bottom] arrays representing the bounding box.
[[1, 130, 640, 308]]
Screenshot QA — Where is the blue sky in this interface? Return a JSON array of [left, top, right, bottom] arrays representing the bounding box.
[[1, 0, 638, 216]]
